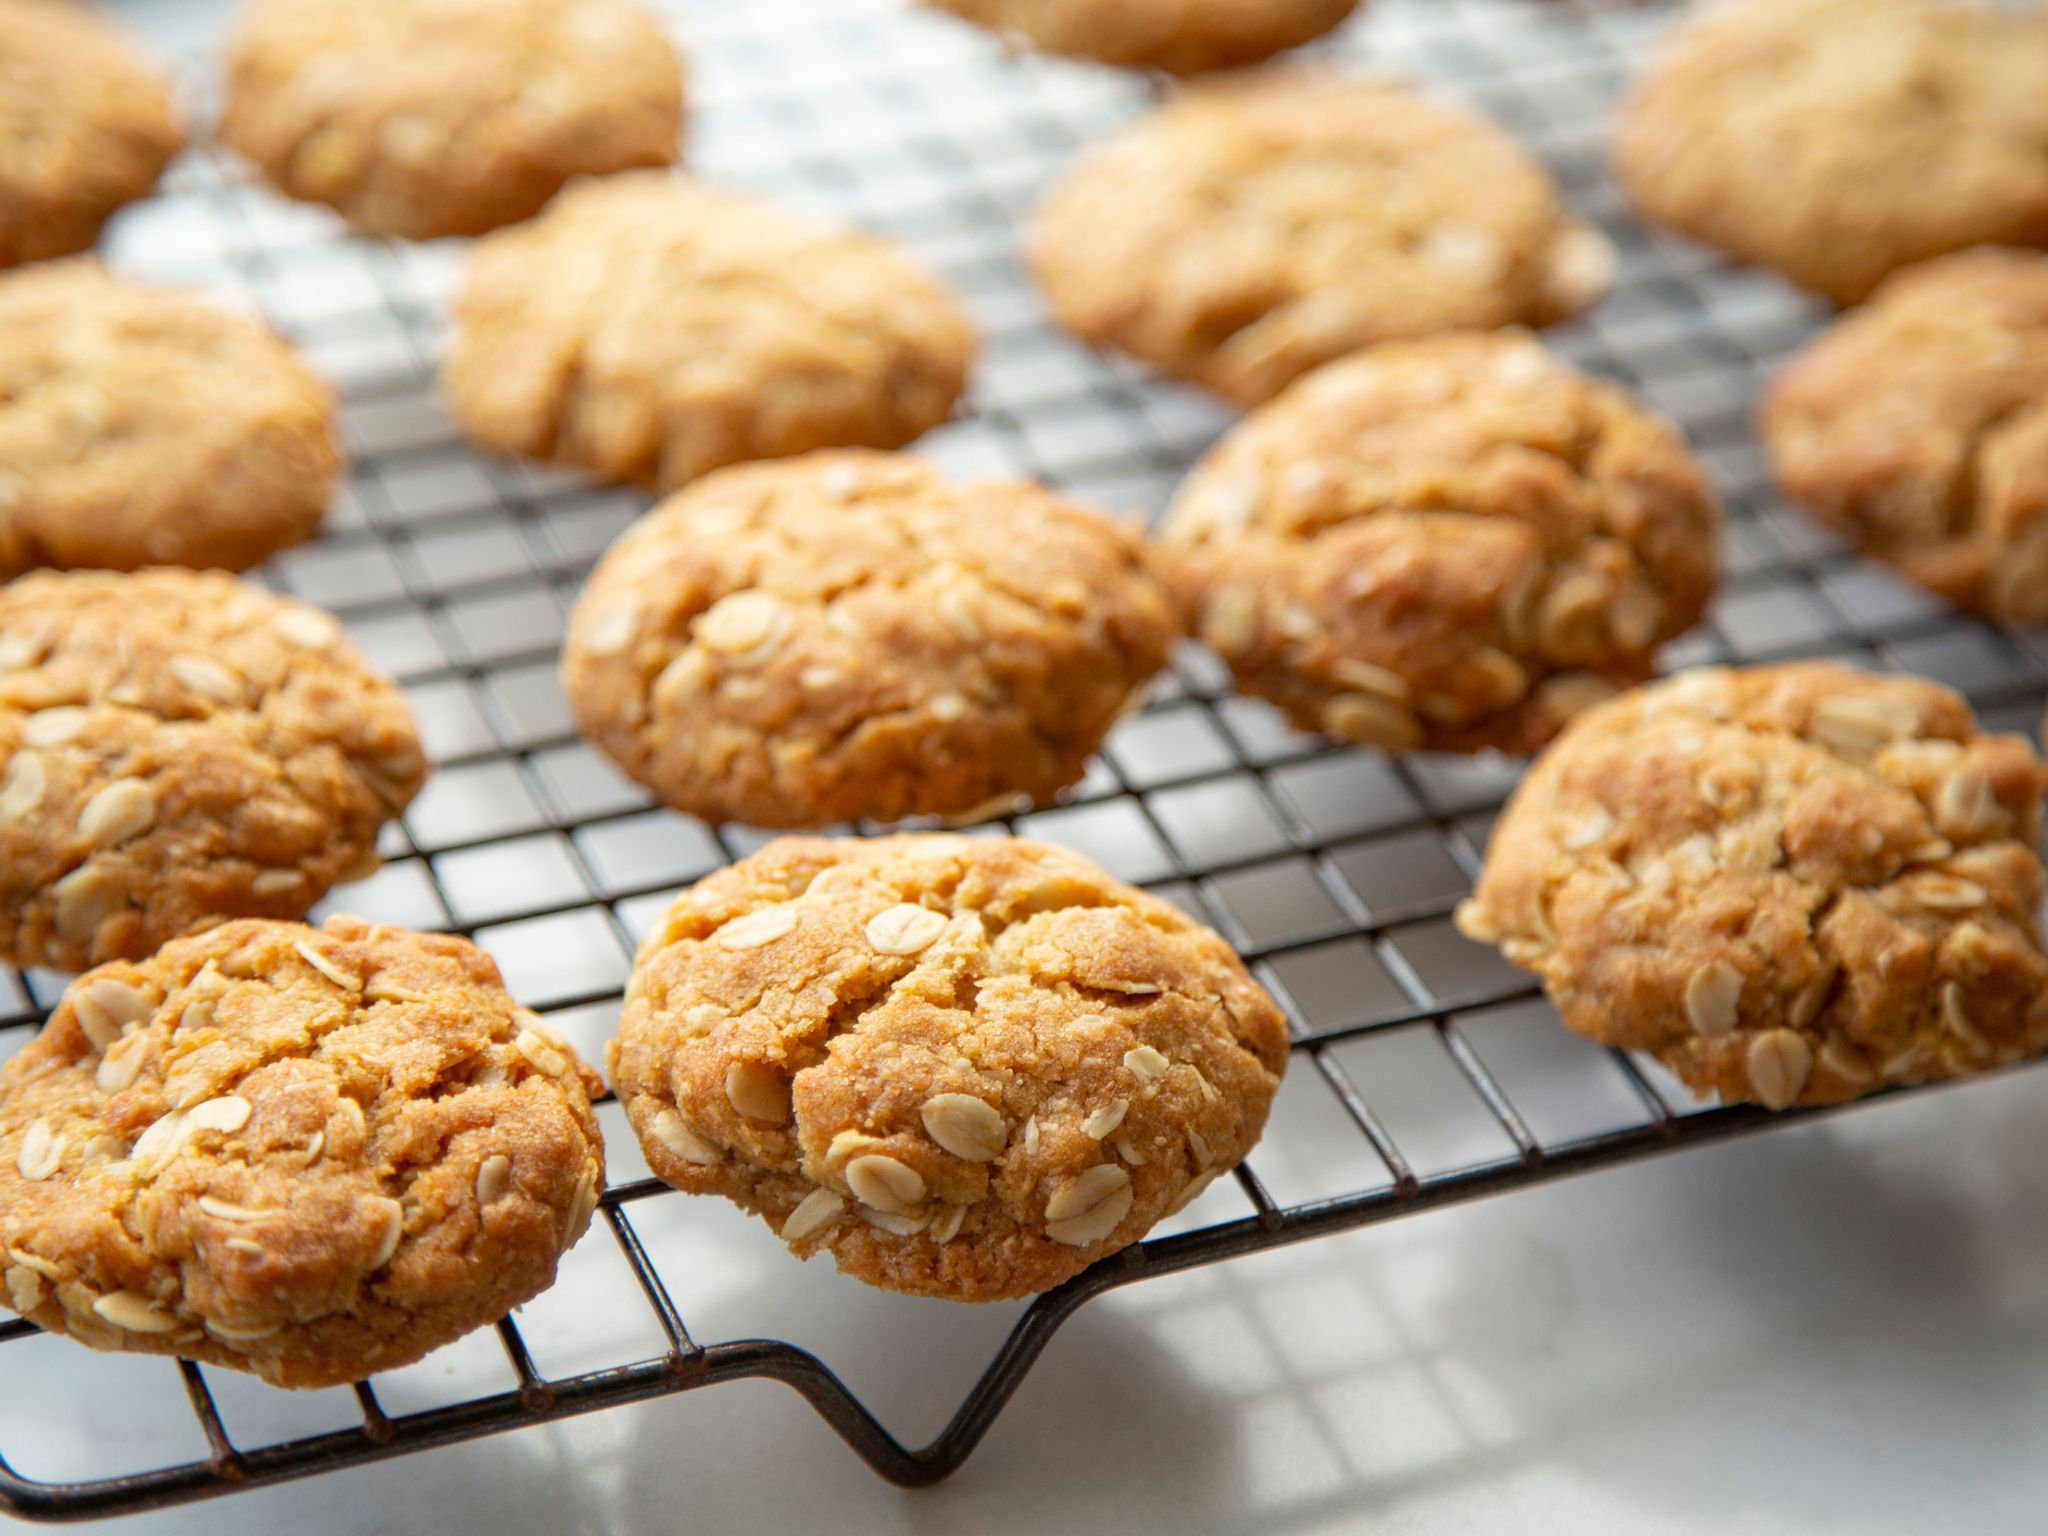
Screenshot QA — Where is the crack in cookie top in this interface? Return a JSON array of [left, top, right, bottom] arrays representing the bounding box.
[[1613, 0, 2048, 306], [922, 0, 1361, 75], [0, 569, 425, 971], [561, 450, 1175, 828], [0, 917, 605, 1388], [0, 261, 342, 578], [1029, 74, 1614, 407], [219, 0, 683, 239], [1763, 248, 2048, 622], [1159, 332, 1721, 756], [0, 0, 183, 270], [440, 174, 976, 492], [1456, 663, 2048, 1110], [609, 834, 1290, 1301]]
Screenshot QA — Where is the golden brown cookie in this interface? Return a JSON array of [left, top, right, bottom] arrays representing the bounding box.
[[1028, 75, 1613, 407], [0, 570, 425, 972], [922, 0, 1359, 74], [218, 0, 683, 240], [1456, 663, 2048, 1110], [609, 834, 1289, 1301], [0, 261, 341, 577], [0, 0, 183, 270], [1613, 0, 2048, 307], [1158, 332, 1721, 756], [1762, 248, 2048, 621], [442, 175, 975, 493], [561, 451, 1174, 828], [0, 916, 605, 1388]]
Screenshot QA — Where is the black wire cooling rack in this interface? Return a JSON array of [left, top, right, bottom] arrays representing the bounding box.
[[6, 0, 2048, 1520]]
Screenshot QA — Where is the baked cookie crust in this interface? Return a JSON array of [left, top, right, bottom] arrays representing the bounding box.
[[561, 451, 1174, 827], [609, 835, 1289, 1301], [1159, 332, 1720, 755], [0, 0, 183, 270], [219, 0, 683, 240], [1456, 663, 2048, 1110], [1613, 0, 2048, 306], [0, 261, 341, 578], [441, 174, 975, 492], [922, 0, 1360, 74], [0, 570, 425, 971], [0, 917, 605, 1388], [1762, 248, 2048, 622], [1029, 75, 1613, 407]]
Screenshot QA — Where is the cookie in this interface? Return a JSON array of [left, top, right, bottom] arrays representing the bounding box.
[[0, 916, 604, 1388], [0, 261, 341, 578], [561, 451, 1174, 828], [442, 175, 975, 493], [609, 834, 1289, 1301], [1613, 0, 2048, 307], [1761, 248, 2048, 622], [1455, 663, 2048, 1110], [922, 0, 1359, 74], [0, 569, 425, 972], [0, 0, 183, 270], [1028, 75, 1613, 407], [219, 0, 684, 240], [1158, 332, 1720, 756]]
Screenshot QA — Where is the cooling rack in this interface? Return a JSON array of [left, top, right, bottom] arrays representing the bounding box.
[[5, 0, 2048, 1519]]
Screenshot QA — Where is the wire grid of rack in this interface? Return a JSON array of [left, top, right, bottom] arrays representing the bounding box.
[[5, 0, 2048, 1520]]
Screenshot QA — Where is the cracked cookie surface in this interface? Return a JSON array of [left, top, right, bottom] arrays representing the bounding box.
[[1159, 332, 1720, 755], [0, 916, 605, 1387], [609, 834, 1289, 1301], [922, 0, 1359, 74], [1455, 663, 2048, 1110], [441, 174, 975, 493], [219, 0, 683, 239], [1613, 0, 2048, 306], [561, 451, 1174, 828], [0, 569, 424, 972], [1762, 248, 2048, 622], [0, 261, 341, 577], [0, 0, 182, 270], [1028, 75, 1614, 407]]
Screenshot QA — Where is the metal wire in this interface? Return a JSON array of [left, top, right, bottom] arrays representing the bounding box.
[[4, 0, 2048, 1518]]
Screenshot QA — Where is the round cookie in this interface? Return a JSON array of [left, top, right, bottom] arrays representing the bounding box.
[[922, 0, 1359, 74], [609, 834, 1290, 1301], [1158, 332, 1721, 756], [0, 261, 341, 578], [0, 569, 425, 972], [1028, 75, 1614, 407], [1455, 663, 2048, 1110], [561, 451, 1174, 828], [1761, 248, 2048, 622], [0, 916, 605, 1388], [219, 0, 683, 240], [1613, 0, 2048, 307], [0, 0, 183, 270], [441, 175, 975, 493]]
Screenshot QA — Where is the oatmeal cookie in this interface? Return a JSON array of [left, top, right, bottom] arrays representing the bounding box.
[[1455, 663, 2048, 1110], [561, 451, 1174, 827], [1613, 0, 2048, 306], [0, 916, 605, 1388], [922, 0, 1359, 74], [609, 834, 1289, 1301], [1762, 248, 2048, 622], [1028, 75, 1613, 407], [1158, 332, 1720, 755], [442, 175, 975, 492], [219, 0, 683, 240], [0, 261, 341, 577], [0, 0, 183, 270], [0, 570, 425, 972]]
